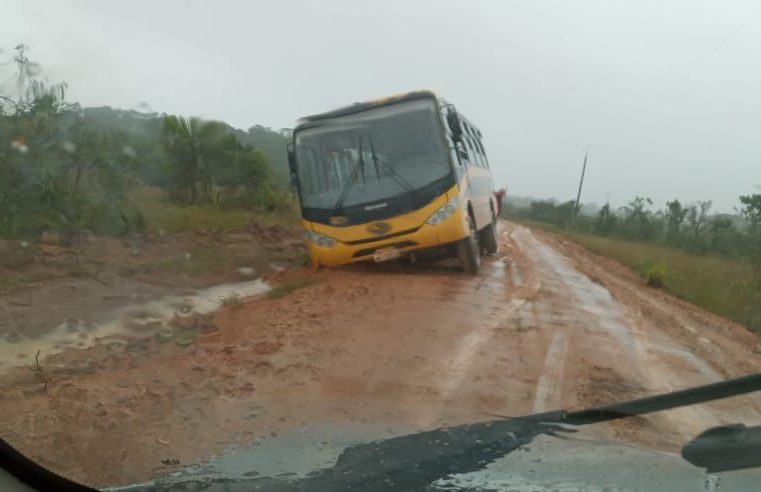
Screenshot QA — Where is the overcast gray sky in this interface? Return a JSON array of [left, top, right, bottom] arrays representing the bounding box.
[[4, 1, 761, 212]]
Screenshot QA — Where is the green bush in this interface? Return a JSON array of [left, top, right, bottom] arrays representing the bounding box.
[[638, 260, 667, 288], [266, 277, 316, 299]]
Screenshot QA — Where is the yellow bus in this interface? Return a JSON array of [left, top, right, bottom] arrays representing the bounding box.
[[287, 90, 499, 274]]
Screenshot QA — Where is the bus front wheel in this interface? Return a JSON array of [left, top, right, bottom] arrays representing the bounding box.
[[457, 215, 481, 274]]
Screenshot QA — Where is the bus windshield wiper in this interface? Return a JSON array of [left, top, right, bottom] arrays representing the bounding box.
[[332, 136, 365, 214], [332, 136, 417, 214], [368, 137, 416, 194]]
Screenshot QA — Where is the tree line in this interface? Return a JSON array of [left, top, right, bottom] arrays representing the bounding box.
[[503, 193, 761, 285], [0, 45, 291, 239]]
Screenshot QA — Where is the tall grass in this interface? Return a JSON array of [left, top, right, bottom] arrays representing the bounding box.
[[128, 185, 298, 234], [560, 231, 761, 332]]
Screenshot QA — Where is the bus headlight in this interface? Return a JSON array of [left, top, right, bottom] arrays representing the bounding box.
[[306, 230, 337, 248], [426, 197, 460, 225]]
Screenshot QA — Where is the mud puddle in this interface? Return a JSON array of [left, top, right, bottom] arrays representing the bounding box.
[[0, 279, 269, 372]]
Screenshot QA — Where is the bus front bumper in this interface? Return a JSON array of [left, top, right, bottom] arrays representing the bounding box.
[[307, 210, 469, 267]]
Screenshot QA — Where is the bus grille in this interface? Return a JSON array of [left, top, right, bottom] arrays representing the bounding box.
[[344, 227, 420, 245]]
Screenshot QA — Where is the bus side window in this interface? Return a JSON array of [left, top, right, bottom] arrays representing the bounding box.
[[467, 138, 481, 167], [464, 124, 480, 167], [465, 138, 474, 167], [441, 114, 465, 167], [476, 139, 485, 168], [477, 139, 489, 168], [457, 140, 470, 164], [472, 138, 484, 168]]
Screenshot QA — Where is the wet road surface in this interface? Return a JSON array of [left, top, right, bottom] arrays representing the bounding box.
[[1, 221, 761, 487]]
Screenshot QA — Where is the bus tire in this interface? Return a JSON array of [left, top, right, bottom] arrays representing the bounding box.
[[480, 213, 499, 255], [457, 215, 481, 274]]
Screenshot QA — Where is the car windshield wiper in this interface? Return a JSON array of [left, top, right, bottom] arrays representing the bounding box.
[[517, 372, 761, 474], [521, 371, 761, 426]]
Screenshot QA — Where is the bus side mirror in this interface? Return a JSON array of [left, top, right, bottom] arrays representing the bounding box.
[[287, 143, 296, 173], [447, 110, 463, 142]]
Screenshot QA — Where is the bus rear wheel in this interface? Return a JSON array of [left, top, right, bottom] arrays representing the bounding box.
[[457, 215, 481, 274], [480, 212, 499, 255]]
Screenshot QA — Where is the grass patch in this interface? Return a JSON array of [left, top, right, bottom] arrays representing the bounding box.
[[266, 277, 316, 299], [636, 259, 667, 288], [219, 293, 243, 310], [554, 230, 761, 332], [128, 185, 298, 235], [63, 264, 92, 278], [0, 274, 30, 295], [253, 207, 301, 229], [128, 186, 252, 234], [297, 253, 312, 267], [516, 219, 562, 233], [144, 203, 252, 236]]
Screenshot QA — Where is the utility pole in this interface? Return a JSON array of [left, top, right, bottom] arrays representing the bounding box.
[[14, 44, 29, 104], [574, 150, 588, 217]]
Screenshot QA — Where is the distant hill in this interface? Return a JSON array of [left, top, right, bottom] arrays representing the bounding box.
[[74, 106, 163, 138], [73, 106, 291, 186]]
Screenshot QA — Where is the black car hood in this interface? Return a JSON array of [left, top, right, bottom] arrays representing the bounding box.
[[110, 417, 761, 492]]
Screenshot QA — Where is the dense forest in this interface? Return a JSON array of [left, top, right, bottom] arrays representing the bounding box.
[[0, 45, 293, 239]]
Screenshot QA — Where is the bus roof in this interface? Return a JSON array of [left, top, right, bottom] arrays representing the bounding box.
[[295, 90, 441, 129]]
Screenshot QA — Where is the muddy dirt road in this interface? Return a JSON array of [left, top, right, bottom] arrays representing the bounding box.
[[2, 221, 761, 487]]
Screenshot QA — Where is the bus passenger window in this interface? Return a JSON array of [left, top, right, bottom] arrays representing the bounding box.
[[457, 141, 470, 164], [466, 138, 481, 167], [476, 139, 489, 168], [472, 139, 484, 168]]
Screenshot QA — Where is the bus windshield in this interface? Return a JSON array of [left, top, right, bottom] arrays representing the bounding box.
[[294, 98, 451, 210]]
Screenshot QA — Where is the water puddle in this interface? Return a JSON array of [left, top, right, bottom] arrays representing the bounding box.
[[0, 279, 270, 371], [484, 257, 507, 284], [510, 262, 525, 287]]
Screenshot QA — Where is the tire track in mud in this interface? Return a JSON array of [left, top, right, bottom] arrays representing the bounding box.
[[6, 220, 761, 487], [510, 225, 711, 438], [437, 226, 537, 398], [313, 223, 553, 428], [434, 224, 549, 411], [510, 223, 761, 446], [350, 225, 534, 425], [531, 330, 570, 413], [438, 298, 524, 403]]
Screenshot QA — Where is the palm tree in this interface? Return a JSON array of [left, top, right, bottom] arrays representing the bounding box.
[[161, 116, 227, 204]]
